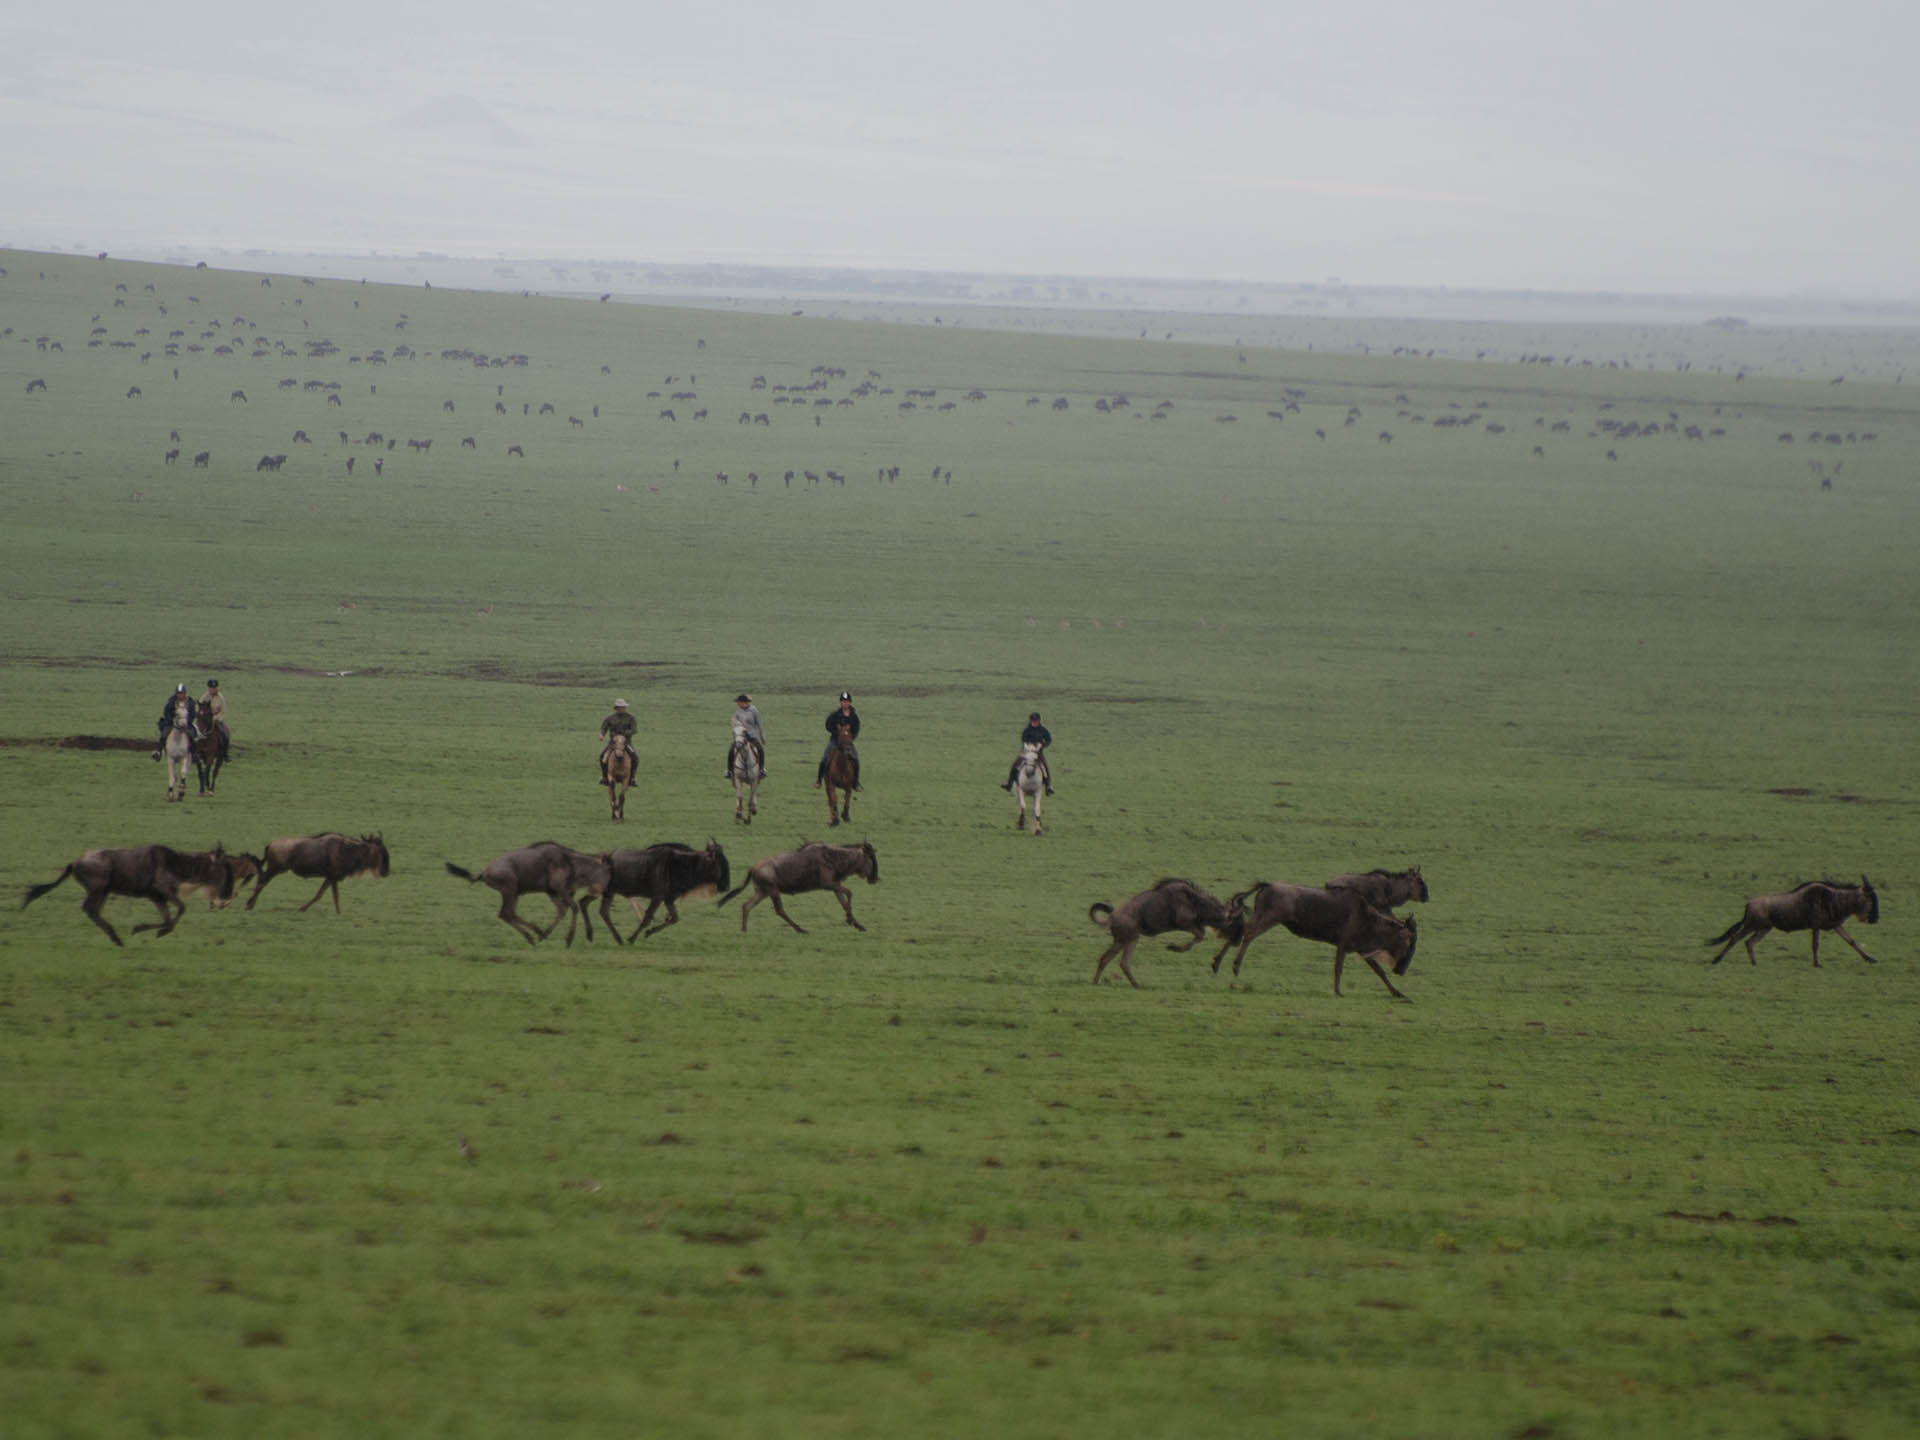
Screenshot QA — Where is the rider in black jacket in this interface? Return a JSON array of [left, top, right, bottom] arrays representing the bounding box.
[[1001, 711, 1053, 794], [815, 692, 861, 789]]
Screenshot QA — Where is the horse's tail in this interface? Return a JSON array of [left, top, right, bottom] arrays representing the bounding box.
[[1088, 902, 1114, 929], [444, 861, 481, 884], [22, 866, 74, 910]]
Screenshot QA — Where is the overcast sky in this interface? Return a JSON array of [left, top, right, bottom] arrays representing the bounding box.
[[3, 1, 1913, 297]]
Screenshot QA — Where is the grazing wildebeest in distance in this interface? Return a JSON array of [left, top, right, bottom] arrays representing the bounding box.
[[822, 731, 858, 827], [246, 832, 390, 912], [1012, 741, 1046, 835], [1087, 878, 1245, 987], [1325, 866, 1429, 913], [1707, 877, 1879, 967], [23, 843, 259, 946], [598, 840, 730, 942], [603, 733, 635, 821], [729, 735, 762, 825], [716, 841, 879, 933], [445, 842, 610, 946], [1215, 883, 1418, 999]]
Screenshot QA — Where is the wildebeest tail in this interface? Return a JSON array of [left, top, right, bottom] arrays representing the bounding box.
[[444, 861, 481, 883], [21, 866, 75, 909], [1704, 917, 1748, 947], [1088, 902, 1114, 929], [715, 880, 750, 908]]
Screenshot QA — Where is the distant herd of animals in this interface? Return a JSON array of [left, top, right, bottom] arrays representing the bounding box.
[[11, 265, 1885, 500], [18, 836, 1884, 996]]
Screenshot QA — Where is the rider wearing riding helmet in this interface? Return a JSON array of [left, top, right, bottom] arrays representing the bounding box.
[[815, 691, 860, 790], [1001, 711, 1054, 795], [153, 683, 193, 759]]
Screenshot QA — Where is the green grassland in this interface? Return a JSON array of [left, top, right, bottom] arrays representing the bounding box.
[[3, 250, 1919, 1437]]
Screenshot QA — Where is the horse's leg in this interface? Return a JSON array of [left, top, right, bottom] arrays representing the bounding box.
[[81, 891, 125, 947], [768, 893, 809, 934], [1830, 922, 1879, 964], [831, 882, 865, 932]]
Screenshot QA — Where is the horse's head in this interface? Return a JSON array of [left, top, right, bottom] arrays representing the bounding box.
[[1861, 875, 1879, 924]]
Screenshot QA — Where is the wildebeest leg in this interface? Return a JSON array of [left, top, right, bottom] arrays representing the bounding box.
[[1165, 925, 1205, 953], [599, 894, 628, 945], [642, 899, 680, 938], [738, 888, 770, 931], [831, 882, 866, 932], [1091, 940, 1125, 984], [1829, 922, 1878, 965], [766, 893, 809, 934], [80, 890, 126, 947], [1708, 920, 1756, 965], [245, 866, 280, 910], [298, 876, 337, 912], [131, 895, 183, 937], [1115, 940, 1143, 988], [498, 896, 543, 945], [1360, 951, 1411, 1001]]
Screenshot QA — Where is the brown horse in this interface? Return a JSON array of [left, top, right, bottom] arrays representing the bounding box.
[[823, 730, 857, 827], [191, 701, 224, 796], [603, 734, 635, 821]]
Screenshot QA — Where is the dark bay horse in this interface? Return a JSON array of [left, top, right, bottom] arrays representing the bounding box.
[[1214, 882, 1418, 999], [445, 842, 609, 946], [603, 734, 635, 821], [23, 843, 259, 946], [1707, 877, 1879, 966], [192, 701, 224, 796], [823, 732, 857, 827], [716, 840, 878, 933]]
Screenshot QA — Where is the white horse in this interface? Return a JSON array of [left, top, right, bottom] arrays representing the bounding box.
[[162, 705, 195, 802], [1013, 741, 1045, 835], [729, 736, 763, 825]]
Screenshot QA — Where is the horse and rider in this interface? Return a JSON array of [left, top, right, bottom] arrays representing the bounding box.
[[816, 691, 861, 791], [726, 693, 766, 782], [598, 698, 637, 785], [153, 680, 229, 763], [1001, 711, 1054, 795]]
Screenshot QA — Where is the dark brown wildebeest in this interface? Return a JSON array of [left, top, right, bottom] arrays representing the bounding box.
[[192, 451, 210, 467], [1087, 878, 1246, 988], [247, 832, 390, 913], [1706, 877, 1879, 967], [598, 840, 730, 942], [445, 842, 610, 946], [1325, 866, 1429, 913], [22, 844, 259, 946], [715, 840, 878, 934], [1214, 882, 1419, 1000]]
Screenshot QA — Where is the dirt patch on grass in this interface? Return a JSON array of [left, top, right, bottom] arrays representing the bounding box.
[[57, 735, 151, 751]]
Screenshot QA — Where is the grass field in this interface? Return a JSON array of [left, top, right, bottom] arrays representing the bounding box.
[[3, 249, 1919, 1437]]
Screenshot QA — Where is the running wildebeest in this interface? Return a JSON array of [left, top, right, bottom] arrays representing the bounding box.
[[22, 843, 259, 946], [1214, 882, 1419, 999], [598, 840, 730, 942], [1706, 877, 1880, 967], [1325, 866, 1429, 912], [445, 842, 610, 946], [1087, 878, 1246, 987], [715, 840, 879, 933], [246, 832, 390, 912]]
